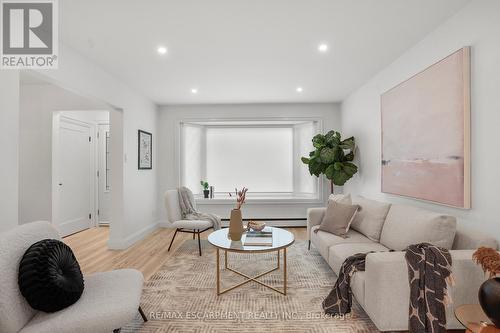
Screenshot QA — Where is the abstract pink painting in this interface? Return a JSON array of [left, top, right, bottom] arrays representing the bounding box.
[[381, 47, 470, 208]]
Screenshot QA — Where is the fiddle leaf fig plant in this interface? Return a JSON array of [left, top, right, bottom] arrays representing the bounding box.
[[301, 130, 358, 192]]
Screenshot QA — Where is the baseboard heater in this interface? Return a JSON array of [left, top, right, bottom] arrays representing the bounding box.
[[220, 217, 306, 228]]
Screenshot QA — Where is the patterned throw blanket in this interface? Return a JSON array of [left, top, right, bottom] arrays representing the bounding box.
[[323, 243, 453, 333], [405, 243, 454, 333], [322, 252, 367, 315], [177, 186, 221, 230]]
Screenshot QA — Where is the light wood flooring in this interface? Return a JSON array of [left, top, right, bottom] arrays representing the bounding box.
[[64, 226, 307, 281]]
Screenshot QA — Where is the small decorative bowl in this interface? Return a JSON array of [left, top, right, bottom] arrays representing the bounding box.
[[247, 220, 266, 232]]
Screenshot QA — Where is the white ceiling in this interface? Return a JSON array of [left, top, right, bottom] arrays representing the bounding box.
[[60, 0, 470, 105]]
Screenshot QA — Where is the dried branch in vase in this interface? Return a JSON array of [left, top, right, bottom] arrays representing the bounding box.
[[473, 247, 500, 278], [234, 187, 248, 210]]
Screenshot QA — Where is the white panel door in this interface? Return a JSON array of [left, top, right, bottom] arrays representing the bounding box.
[[57, 118, 92, 236], [98, 124, 111, 223]]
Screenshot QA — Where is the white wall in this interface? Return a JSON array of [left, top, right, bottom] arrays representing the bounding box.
[[31, 44, 159, 248], [341, 0, 500, 242], [158, 103, 341, 224], [19, 84, 108, 225], [0, 72, 20, 232]]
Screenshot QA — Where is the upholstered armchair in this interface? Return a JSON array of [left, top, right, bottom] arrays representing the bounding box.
[[164, 190, 213, 256], [0, 221, 147, 333]]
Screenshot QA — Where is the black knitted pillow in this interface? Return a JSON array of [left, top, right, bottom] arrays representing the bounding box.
[[18, 239, 84, 312]]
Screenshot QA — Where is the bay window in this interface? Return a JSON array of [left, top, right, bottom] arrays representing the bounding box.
[[180, 119, 321, 201]]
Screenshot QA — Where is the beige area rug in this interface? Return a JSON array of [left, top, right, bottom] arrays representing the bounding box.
[[122, 240, 379, 332]]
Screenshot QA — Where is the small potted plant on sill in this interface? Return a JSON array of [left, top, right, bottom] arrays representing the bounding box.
[[200, 180, 210, 198], [473, 247, 500, 327], [228, 187, 248, 241]]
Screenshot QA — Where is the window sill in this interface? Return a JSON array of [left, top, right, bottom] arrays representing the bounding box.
[[195, 194, 322, 205]]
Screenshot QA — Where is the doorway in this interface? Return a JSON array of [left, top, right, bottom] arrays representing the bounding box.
[[52, 110, 110, 236], [19, 71, 125, 248]]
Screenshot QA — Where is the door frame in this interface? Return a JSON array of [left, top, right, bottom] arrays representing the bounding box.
[[97, 122, 110, 225], [52, 112, 98, 234]]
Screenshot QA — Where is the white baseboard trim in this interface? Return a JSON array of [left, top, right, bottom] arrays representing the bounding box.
[[108, 223, 159, 250]]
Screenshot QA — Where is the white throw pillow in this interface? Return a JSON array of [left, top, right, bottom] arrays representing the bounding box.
[[328, 193, 352, 205]]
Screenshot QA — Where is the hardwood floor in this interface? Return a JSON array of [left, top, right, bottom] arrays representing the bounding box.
[[64, 226, 307, 281]]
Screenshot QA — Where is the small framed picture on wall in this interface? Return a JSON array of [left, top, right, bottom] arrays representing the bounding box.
[[138, 130, 152, 169]]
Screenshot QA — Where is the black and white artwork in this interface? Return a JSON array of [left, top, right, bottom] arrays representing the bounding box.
[[138, 130, 152, 169]]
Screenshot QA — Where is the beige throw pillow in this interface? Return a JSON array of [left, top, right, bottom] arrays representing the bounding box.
[[350, 196, 391, 241], [379, 204, 457, 250], [316, 201, 359, 238]]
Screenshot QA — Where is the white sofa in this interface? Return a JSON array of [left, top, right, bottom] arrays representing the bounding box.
[[0, 221, 145, 333], [307, 195, 498, 332]]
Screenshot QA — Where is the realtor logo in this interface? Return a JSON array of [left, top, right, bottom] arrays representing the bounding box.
[[1, 0, 58, 69]]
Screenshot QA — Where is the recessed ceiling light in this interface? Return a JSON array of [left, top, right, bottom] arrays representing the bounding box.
[[296, 87, 303, 93], [318, 43, 328, 53], [191, 88, 198, 94], [157, 46, 167, 55]]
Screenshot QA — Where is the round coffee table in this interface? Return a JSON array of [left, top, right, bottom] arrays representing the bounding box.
[[208, 226, 294, 296]]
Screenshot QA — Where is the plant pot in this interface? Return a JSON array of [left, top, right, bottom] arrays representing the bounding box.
[[478, 277, 500, 328], [203, 190, 210, 198], [229, 209, 244, 241]]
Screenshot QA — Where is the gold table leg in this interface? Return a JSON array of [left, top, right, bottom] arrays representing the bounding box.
[[216, 248, 288, 296], [216, 248, 220, 295], [284, 248, 287, 295], [277, 249, 280, 269]]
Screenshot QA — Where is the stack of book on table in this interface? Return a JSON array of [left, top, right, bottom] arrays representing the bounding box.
[[243, 230, 273, 246]]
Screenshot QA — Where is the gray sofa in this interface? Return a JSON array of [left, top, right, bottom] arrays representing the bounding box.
[[0, 221, 145, 333], [307, 195, 498, 332]]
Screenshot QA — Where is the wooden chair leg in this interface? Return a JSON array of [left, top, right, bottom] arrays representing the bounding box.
[[138, 306, 148, 322], [168, 228, 179, 251], [197, 230, 202, 256], [193, 231, 195, 239]]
